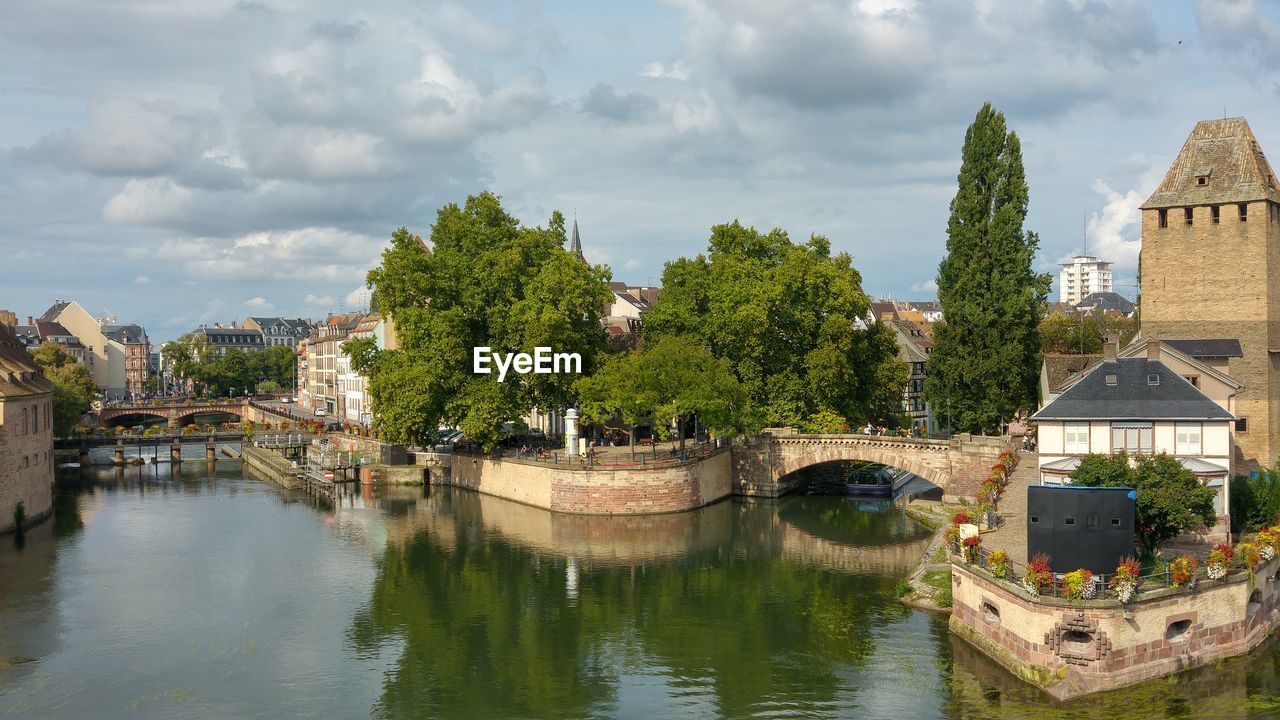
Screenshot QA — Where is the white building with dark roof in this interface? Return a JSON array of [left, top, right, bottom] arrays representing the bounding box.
[[1031, 339, 1238, 544]]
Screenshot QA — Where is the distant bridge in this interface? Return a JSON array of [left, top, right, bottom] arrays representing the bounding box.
[[731, 428, 1012, 500], [98, 398, 250, 427]]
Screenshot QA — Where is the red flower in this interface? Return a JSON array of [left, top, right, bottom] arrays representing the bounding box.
[[952, 511, 971, 525]]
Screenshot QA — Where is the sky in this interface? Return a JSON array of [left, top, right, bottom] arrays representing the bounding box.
[[3, 0, 1280, 342]]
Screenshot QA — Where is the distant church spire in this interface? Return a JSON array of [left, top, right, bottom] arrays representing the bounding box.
[[570, 218, 583, 259]]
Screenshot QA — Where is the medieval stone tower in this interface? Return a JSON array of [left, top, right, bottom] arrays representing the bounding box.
[[1140, 117, 1280, 470]]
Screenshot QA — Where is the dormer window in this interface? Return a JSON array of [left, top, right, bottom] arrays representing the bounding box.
[[1148, 374, 1160, 386], [1197, 175, 1209, 186], [1105, 374, 1118, 386]]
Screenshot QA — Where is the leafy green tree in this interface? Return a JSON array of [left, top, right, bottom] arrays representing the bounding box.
[[352, 194, 615, 449], [30, 342, 96, 436], [1229, 468, 1280, 533], [643, 222, 906, 430], [1071, 453, 1218, 557], [577, 335, 754, 454], [925, 102, 1051, 434], [1038, 311, 1138, 355]]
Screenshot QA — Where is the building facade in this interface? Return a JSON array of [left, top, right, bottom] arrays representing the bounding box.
[[0, 323, 55, 534], [193, 326, 265, 357], [38, 301, 148, 401], [240, 317, 312, 349], [1138, 116, 1280, 471], [1058, 256, 1113, 306], [1031, 340, 1238, 544]]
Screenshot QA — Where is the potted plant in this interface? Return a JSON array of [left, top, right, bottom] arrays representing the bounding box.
[[1062, 569, 1096, 600], [1110, 556, 1140, 603], [987, 549, 1009, 580], [1206, 543, 1234, 580], [1258, 528, 1279, 561], [1023, 554, 1053, 597], [961, 535, 982, 563], [951, 511, 971, 526], [1169, 555, 1198, 588], [1238, 542, 1262, 578], [944, 525, 961, 554]]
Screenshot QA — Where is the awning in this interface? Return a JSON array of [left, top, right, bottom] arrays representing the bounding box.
[[1040, 457, 1082, 473], [1179, 457, 1228, 475]]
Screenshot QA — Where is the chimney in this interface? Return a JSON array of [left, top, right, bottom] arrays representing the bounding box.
[[1147, 339, 1161, 363], [27, 316, 33, 326], [1103, 341, 1117, 362]]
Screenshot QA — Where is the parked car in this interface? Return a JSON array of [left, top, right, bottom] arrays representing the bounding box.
[[314, 408, 326, 417]]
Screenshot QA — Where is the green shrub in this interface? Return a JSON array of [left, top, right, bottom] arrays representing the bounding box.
[[894, 578, 912, 597], [1231, 470, 1280, 534]]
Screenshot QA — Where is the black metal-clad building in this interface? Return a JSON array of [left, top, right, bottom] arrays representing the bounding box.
[[1027, 485, 1136, 575]]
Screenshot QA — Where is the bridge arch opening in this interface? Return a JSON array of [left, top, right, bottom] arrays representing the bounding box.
[[102, 412, 170, 428], [776, 459, 942, 501], [176, 411, 243, 427]]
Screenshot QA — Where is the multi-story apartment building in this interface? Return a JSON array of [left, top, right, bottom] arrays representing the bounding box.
[[192, 326, 265, 357], [303, 312, 362, 417], [0, 323, 54, 533], [240, 317, 312, 349], [102, 324, 150, 399], [37, 301, 148, 401], [1058, 255, 1114, 306], [340, 314, 379, 427]]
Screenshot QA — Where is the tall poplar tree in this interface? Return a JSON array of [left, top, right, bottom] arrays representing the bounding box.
[[924, 102, 1050, 435]]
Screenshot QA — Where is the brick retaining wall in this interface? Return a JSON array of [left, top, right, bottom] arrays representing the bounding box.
[[449, 448, 732, 515]]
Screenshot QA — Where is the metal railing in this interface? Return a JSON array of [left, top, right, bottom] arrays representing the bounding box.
[[460, 441, 726, 470], [953, 542, 1245, 602]]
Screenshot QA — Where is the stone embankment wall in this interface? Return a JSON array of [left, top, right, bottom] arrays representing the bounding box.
[[242, 446, 302, 489], [448, 448, 732, 515], [949, 557, 1280, 700]]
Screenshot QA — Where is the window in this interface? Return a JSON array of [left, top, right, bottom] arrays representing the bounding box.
[[1198, 175, 1209, 185], [1237, 418, 1249, 433], [1105, 374, 1118, 386], [1111, 517, 1122, 527], [22, 407, 28, 434], [1064, 423, 1090, 453], [1065, 517, 1076, 526], [1147, 373, 1160, 386], [1183, 375, 1200, 388], [1158, 209, 1168, 228], [1087, 516, 1100, 528], [1185, 207, 1194, 226], [1030, 515, 1040, 524], [1112, 423, 1154, 454], [1240, 203, 1249, 222], [1212, 205, 1221, 224], [1176, 423, 1202, 455]]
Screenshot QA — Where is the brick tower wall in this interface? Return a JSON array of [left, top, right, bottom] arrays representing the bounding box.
[[1139, 201, 1280, 471]]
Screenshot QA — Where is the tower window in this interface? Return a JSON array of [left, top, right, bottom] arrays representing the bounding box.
[[1158, 209, 1168, 228], [1240, 203, 1249, 222], [1185, 207, 1194, 226], [1238, 418, 1249, 433], [1212, 205, 1220, 224]]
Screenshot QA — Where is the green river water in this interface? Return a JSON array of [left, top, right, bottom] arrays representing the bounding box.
[[2, 460, 1280, 719]]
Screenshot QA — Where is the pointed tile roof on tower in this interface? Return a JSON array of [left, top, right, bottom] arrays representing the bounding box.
[[570, 219, 583, 259], [1142, 117, 1280, 209]]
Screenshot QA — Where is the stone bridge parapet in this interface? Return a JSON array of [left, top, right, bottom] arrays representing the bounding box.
[[731, 427, 1011, 500], [98, 399, 250, 427]]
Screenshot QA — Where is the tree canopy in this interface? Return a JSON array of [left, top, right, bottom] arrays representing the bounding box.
[[1070, 453, 1218, 557], [1038, 311, 1138, 355], [641, 221, 906, 430], [576, 335, 754, 453], [30, 341, 96, 436], [924, 102, 1051, 434], [351, 193, 614, 449], [163, 336, 296, 397]]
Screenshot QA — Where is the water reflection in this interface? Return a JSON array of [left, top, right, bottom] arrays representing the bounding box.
[[7, 467, 1280, 718]]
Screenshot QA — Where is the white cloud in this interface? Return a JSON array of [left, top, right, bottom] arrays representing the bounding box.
[[640, 60, 690, 80], [910, 278, 938, 293], [134, 275, 152, 285], [1062, 176, 1156, 272], [244, 296, 276, 312], [155, 227, 384, 282], [344, 286, 372, 310], [304, 294, 334, 307]]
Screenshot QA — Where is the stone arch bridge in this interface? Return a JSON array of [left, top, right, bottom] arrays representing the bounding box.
[[99, 398, 250, 427], [731, 428, 1012, 501]]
